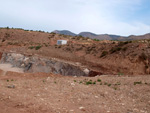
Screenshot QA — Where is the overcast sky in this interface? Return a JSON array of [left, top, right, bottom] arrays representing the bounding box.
[[0, 0, 150, 36]]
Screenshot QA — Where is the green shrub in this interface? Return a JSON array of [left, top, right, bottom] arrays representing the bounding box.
[[6, 26, 9, 29], [108, 84, 111, 87], [79, 81, 83, 84], [93, 39, 99, 41], [100, 51, 108, 57], [35, 45, 42, 50], [113, 87, 117, 90], [115, 82, 121, 85], [97, 79, 102, 82], [134, 81, 142, 85], [93, 81, 96, 84], [118, 72, 124, 76], [86, 81, 93, 85], [28, 46, 34, 49]]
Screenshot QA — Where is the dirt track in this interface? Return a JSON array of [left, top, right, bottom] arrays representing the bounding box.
[[0, 69, 150, 113]]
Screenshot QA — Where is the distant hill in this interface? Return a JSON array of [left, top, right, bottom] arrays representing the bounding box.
[[53, 30, 76, 36], [78, 32, 97, 37], [53, 30, 150, 41], [53, 30, 123, 40], [78, 32, 122, 40], [117, 33, 150, 41]]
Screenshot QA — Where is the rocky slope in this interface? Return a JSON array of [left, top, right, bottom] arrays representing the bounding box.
[[0, 52, 101, 76], [0, 28, 150, 75]]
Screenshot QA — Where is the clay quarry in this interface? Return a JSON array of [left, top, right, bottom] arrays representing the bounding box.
[[0, 28, 150, 113]]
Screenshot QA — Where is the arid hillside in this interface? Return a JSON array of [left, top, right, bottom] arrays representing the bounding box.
[[0, 28, 150, 75], [0, 28, 150, 113]]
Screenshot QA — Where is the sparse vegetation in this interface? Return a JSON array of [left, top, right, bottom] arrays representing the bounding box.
[[118, 41, 132, 46], [113, 87, 117, 90], [100, 51, 108, 57], [28, 46, 34, 49], [134, 81, 142, 85], [93, 39, 100, 41], [115, 82, 121, 85], [108, 84, 111, 87], [110, 47, 122, 53], [86, 81, 93, 85], [97, 79, 101, 82], [118, 72, 124, 76], [35, 45, 42, 50], [139, 52, 147, 61], [7, 42, 19, 45], [28, 45, 42, 50]]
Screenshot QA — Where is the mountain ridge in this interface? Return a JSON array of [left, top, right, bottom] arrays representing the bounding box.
[[53, 30, 150, 41], [52, 30, 124, 40]]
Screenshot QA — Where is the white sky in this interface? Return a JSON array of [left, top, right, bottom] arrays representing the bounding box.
[[0, 0, 150, 36]]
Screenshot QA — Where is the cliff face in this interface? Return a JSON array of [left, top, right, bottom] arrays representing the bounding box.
[[0, 52, 99, 76]]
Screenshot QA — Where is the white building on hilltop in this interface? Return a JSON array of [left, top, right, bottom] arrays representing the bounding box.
[[57, 40, 67, 45]]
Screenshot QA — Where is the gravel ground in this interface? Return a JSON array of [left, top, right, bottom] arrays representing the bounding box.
[[0, 69, 150, 113]]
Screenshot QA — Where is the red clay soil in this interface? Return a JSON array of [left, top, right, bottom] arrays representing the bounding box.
[[0, 28, 150, 113], [0, 28, 150, 75], [0, 70, 150, 113]]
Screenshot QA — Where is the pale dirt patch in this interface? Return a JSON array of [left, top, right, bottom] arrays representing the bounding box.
[[0, 64, 24, 74]]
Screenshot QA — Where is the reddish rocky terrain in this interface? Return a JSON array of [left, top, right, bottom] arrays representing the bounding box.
[[0, 28, 150, 113], [0, 70, 150, 113], [0, 28, 150, 75]]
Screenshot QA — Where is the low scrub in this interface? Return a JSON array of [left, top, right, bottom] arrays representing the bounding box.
[[100, 51, 108, 57], [35, 45, 42, 50], [134, 81, 142, 85], [139, 52, 147, 61], [93, 39, 100, 41], [110, 47, 122, 53], [28, 45, 42, 50]]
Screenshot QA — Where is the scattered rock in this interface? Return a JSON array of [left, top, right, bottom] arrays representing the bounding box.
[[7, 85, 15, 89], [79, 106, 85, 111]]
